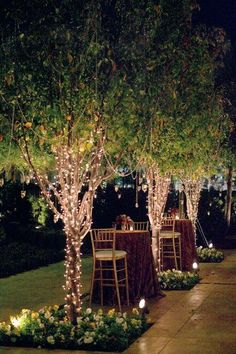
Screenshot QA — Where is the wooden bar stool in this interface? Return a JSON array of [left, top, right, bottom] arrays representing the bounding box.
[[89, 228, 129, 311], [159, 218, 182, 270]]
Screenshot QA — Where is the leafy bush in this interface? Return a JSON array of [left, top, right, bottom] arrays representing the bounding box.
[[0, 306, 148, 352], [197, 247, 224, 263], [158, 269, 200, 290], [28, 195, 50, 226], [4, 222, 65, 250], [0, 242, 64, 278]]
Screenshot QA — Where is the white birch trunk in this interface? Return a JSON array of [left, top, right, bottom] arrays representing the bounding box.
[[146, 165, 170, 271], [182, 178, 202, 242]]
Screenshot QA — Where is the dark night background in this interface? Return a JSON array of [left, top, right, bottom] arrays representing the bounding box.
[[195, 0, 236, 50]]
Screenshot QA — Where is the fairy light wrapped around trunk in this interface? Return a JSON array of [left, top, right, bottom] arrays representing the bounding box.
[[20, 122, 108, 323], [146, 165, 170, 271], [182, 178, 202, 242]]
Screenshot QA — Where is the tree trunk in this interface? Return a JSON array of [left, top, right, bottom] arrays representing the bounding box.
[[146, 165, 170, 270], [151, 226, 159, 271], [64, 232, 82, 323], [182, 179, 202, 243], [224, 166, 233, 231]]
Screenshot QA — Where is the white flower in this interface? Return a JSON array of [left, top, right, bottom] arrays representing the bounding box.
[[122, 322, 128, 330], [49, 316, 54, 323], [94, 315, 101, 322], [84, 336, 94, 344], [116, 317, 124, 324], [86, 308, 92, 315], [47, 336, 55, 345], [77, 317, 83, 325], [44, 311, 51, 319]]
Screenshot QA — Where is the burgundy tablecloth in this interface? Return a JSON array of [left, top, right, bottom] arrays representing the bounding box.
[[115, 230, 160, 303], [174, 219, 197, 271]]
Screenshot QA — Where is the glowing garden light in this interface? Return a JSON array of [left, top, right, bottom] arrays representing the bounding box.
[[192, 261, 199, 271], [139, 298, 146, 309]]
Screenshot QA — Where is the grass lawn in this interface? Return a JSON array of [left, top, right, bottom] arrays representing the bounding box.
[[0, 256, 93, 322]]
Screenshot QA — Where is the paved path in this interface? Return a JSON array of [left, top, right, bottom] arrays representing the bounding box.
[[1, 249, 236, 354], [125, 249, 236, 354]]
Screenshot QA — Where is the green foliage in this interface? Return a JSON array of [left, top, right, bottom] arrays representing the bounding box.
[[0, 306, 148, 351], [158, 269, 200, 290], [0, 242, 64, 278], [28, 195, 49, 226], [197, 247, 224, 263], [0, 0, 231, 181]]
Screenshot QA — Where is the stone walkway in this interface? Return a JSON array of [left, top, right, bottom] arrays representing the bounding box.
[[125, 248, 236, 354], [1, 249, 236, 354]]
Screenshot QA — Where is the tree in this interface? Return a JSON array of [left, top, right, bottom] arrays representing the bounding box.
[[0, 0, 141, 322]]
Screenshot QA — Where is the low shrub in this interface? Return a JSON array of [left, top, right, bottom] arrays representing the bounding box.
[[0, 306, 148, 352], [158, 269, 200, 290], [197, 246, 224, 263], [0, 242, 64, 278], [4, 222, 65, 250]]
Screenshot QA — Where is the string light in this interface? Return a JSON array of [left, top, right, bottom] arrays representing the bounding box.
[[146, 165, 170, 270], [182, 178, 202, 242]]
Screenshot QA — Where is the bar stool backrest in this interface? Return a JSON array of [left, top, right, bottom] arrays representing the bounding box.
[[90, 228, 116, 253], [133, 221, 149, 230]]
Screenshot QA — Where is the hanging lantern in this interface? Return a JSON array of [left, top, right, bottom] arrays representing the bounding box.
[[0, 178, 4, 187], [21, 190, 26, 198], [118, 193, 121, 199], [20, 174, 25, 184], [54, 214, 59, 223], [142, 184, 148, 192], [25, 176, 31, 185], [135, 202, 139, 208]]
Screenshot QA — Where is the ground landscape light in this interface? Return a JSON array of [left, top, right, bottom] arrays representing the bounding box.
[[192, 261, 199, 271], [209, 242, 213, 249], [139, 298, 146, 309]]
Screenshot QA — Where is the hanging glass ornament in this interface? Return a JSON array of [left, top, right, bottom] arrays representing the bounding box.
[[54, 214, 59, 223], [135, 202, 139, 208], [114, 185, 119, 192], [25, 176, 31, 185], [21, 190, 26, 198], [137, 186, 141, 191], [0, 178, 4, 187], [20, 174, 25, 184], [118, 193, 121, 199], [142, 184, 148, 192]]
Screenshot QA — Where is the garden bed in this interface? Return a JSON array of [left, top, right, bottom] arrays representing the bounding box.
[[197, 247, 224, 263], [0, 306, 149, 352], [158, 269, 200, 290]]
